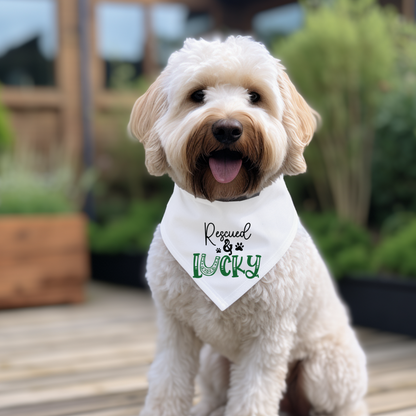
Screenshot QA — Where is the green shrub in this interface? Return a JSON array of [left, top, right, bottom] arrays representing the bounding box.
[[0, 152, 85, 214], [95, 122, 173, 222], [89, 198, 166, 253], [369, 15, 416, 226], [379, 211, 416, 238], [0, 86, 14, 152], [371, 83, 416, 225], [372, 219, 416, 279], [301, 212, 372, 279], [92, 105, 172, 253], [274, 0, 396, 225]]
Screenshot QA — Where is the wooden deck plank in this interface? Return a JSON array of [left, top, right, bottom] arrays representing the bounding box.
[[0, 326, 156, 353], [0, 282, 415, 416], [375, 408, 416, 416], [0, 288, 155, 329], [0, 352, 155, 383], [368, 355, 416, 376], [0, 391, 145, 416], [367, 388, 416, 414], [0, 328, 158, 353], [366, 341, 416, 365], [0, 364, 150, 392], [67, 407, 143, 416], [0, 341, 156, 369], [0, 372, 149, 408], [0, 307, 155, 332], [367, 367, 416, 394]]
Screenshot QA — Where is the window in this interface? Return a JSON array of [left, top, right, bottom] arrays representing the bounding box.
[[96, 1, 214, 90], [96, 2, 145, 89], [0, 0, 57, 86], [253, 3, 304, 46]]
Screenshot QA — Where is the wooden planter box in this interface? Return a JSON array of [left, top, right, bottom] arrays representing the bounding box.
[[338, 276, 416, 337], [0, 215, 90, 309], [90, 252, 148, 289]]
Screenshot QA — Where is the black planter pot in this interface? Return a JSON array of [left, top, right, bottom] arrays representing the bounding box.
[[90, 253, 149, 289], [338, 276, 416, 337]]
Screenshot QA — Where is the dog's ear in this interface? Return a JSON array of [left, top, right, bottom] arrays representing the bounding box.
[[128, 74, 169, 176], [278, 67, 320, 176]]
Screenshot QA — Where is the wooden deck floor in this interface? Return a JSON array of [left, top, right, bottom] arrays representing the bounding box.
[[0, 282, 415, 416]]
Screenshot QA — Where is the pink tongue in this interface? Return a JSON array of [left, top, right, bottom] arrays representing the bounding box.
[[209, 156, 242, 184]]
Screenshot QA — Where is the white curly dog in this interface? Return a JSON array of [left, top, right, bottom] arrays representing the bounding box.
[[128, 36, 368, 416]]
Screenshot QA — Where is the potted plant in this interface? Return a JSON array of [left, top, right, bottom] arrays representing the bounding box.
[[338, 276, 416, 337], [339, 215, 416, 337], [0, 151, 91, 308], [89, 198, 167, 289], [301, 212, 416, 337]]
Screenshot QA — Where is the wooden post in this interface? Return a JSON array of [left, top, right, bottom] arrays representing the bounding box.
[[142, 5, 159, 77], [78, 0, 96, 219], [402, 0, 415, 20], [56, 0, 82, 161]]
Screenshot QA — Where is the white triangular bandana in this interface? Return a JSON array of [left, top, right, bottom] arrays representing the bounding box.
[[160, 176, 299, 311]]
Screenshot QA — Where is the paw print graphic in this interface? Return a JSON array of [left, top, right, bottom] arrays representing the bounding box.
[[216, 248, 221, 253], [235, 242, 244, 251]]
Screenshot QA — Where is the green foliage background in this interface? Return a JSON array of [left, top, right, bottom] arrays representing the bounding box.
[[0, 86, 14, 153], [274, 0, 396, 224], [0, 153, 82, 214], [89, 198, 166, 253], [372, 219, 416, 279], [301, 212, 372, 279], [371, 85, 416, 225]]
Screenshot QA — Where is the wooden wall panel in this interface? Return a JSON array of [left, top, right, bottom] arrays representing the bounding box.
[[402, 0, 415, 19], [10, 109, 61, 152]]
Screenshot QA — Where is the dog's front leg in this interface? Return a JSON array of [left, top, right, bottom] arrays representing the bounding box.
[[140, 310, 202, 416], [225, 331, 293, 416]]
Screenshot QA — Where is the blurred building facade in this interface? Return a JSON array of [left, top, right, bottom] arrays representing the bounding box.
[[0, 0, 414, 162]]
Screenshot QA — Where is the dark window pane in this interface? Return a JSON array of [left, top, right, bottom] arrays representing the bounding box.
[[96, 2, 214, 90], [253, 3, 304, 46], [153, 4, 213, 67], [96, 2, 146, 89], [0, 0, 57, 86]]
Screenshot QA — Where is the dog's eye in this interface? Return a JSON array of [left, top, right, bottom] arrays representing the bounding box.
[[249, 92, 260, 104], [190, 90, 205, 103]]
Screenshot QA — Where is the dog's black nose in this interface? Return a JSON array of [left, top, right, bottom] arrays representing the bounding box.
[[212, 119, 243, 145]]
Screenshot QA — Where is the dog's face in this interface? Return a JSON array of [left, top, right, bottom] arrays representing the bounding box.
[[129, 36, 318, 201]]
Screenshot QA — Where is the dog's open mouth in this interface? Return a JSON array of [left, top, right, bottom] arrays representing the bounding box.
[[208, 149, 242, 184]]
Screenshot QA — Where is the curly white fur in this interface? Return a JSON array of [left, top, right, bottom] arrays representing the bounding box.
[[129, 36, 368, 416]]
